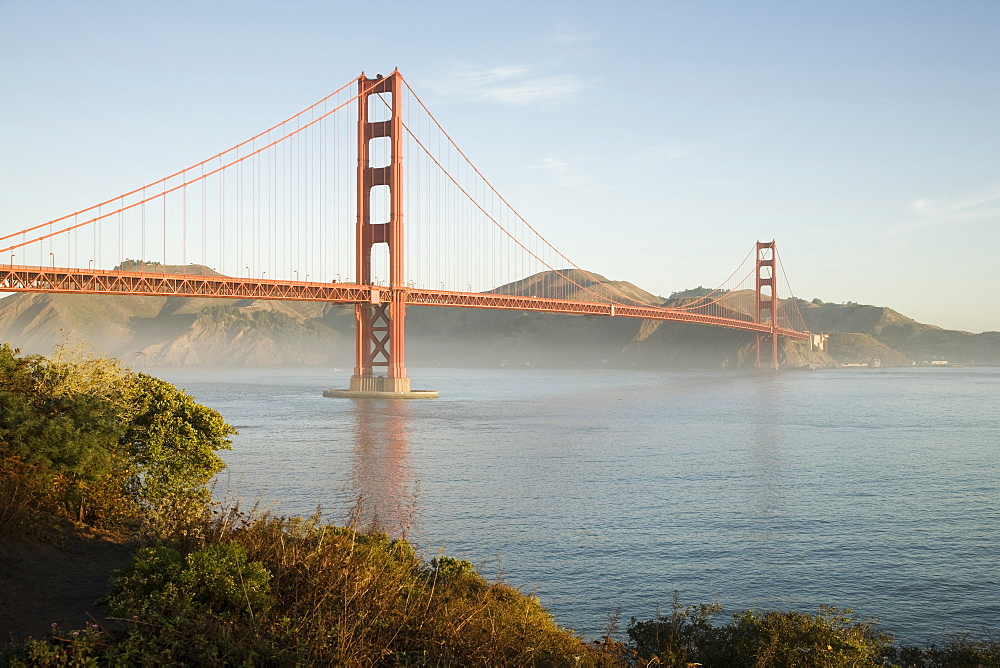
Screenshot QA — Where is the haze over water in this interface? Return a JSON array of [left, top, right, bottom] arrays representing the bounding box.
[[156, 366, 1000, 643]]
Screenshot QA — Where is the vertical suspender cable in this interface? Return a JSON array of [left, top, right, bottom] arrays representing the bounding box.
[[162, 181, 166, 269], [141, 190, 146, 271], [183, 178, 187, 272]]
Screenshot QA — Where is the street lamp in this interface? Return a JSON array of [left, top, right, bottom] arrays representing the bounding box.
[[88, 259, 94, 270], [49, 252, 55, 267], [9, 254, 14, 266]]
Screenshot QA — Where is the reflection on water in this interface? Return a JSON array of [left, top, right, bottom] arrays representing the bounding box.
[[344, 399, 417, 536], [748, 373, 785, 522]]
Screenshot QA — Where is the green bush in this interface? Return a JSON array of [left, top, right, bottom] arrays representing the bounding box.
[[626, 593, 723, 666], [626, 597, 896, 667], [713, 606, 893, 667], [148, 506, 611, 666], [106, 543, 273, 621], [428, 554, 476, 579], [0, 343, 130, 524], [0, 343, 233, 533], [98, 542, 274, 665], [887, 634, 1000, 667], [122, 373, 234, 507], [6, 624, 110, 667]]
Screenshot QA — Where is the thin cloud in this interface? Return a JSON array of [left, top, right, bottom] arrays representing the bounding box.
[[872, 181, 1000, 244], [451, 65, 533, 88], [437, 65, 593, 106], [910, 182, 1000, 222], [552, 26, 597, 45], [482, 74, 590, 105], [531, 156, 590, 188]]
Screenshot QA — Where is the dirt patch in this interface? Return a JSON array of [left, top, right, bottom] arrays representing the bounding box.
[[0, 527, 135, 650]]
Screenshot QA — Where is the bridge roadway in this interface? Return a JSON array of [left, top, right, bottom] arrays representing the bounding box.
[[0, 265, 809, 340]]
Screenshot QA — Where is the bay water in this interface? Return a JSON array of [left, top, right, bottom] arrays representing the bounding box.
[[154, 365, 1000, 643]]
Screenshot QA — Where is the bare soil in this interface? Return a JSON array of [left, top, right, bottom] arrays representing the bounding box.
[[0, 527, 134, 652]]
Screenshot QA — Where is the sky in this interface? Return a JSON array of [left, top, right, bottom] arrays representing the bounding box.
[[1, 0, 999, 332]]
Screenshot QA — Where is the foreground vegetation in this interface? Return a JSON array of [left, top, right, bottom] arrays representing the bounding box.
[[2, 344, 998, 665]]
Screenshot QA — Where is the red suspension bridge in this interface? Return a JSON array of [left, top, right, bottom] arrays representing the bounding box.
[[0, 70, 808, 397]]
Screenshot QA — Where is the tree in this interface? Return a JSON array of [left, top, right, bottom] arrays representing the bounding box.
[[122, 373, 234, 507], [0, 343, 129, 479], [0, 343, 234, 529]]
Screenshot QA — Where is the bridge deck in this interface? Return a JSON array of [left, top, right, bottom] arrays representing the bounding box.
[[0, 265, 809, 340]]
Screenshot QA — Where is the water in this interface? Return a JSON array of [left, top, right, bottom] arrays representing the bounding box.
[[154, 365, 1000, 644]]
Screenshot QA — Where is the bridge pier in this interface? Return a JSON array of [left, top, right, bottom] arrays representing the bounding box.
[[323, 376, 437, 399], [325, 70, 437, 400]]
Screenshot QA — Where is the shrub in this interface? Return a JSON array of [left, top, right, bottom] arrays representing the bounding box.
[[106, 543, 273, 621], [714, 606, 894, 667], [0, 455, 52, 538], [626, 598, 895, 668], [626, 592, 723, 666], [887, 633, 1000, 667], [0, 343, 233, 533], [151, 503, 613, 666], [101, 542, 274, 664], [6, 624, 110, 667]]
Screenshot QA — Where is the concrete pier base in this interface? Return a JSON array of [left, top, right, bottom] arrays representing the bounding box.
[[323, 375, 438, 399]]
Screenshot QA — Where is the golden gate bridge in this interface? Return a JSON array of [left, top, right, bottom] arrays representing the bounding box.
[[0, 70, 808, 397]]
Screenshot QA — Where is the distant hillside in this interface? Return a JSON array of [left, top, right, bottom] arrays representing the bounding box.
[[0, 271, 996, 368], [488, 268, 663, 305], [0, 292, 356, 367], [113, 260, 225, 275], [798, 300, 1000, 365], [663, 289, 758, 322]]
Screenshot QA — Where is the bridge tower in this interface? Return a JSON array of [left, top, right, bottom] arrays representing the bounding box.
[[327, 70, 436, 399], [755, 240, 780, 370]]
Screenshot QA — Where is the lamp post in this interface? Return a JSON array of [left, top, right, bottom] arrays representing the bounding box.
[[49, 252, 55, 268]]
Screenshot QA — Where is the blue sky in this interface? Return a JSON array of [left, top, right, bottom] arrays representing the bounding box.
[[2, 0, 999, 331]]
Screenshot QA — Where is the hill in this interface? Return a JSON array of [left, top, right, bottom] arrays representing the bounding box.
[[0, 292, 356, 367], [489, 268, 664, 305], [798, 300, 1000, 365], [0, 270, 996, 368]]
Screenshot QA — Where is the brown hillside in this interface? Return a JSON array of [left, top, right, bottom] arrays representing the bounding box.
[[799, 301, 997, 364], [826, 333, 913, 366], [1, 271, 996, 368], [489, 268, 662, 305], [0, 292, 356, 367], [798, 302, 920, 336]]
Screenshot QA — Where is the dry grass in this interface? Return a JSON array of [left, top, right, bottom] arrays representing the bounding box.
[[92, 498, 620, 666]]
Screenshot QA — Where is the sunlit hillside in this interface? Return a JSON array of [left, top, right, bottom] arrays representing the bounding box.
[[1, 270, 997, 368]]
